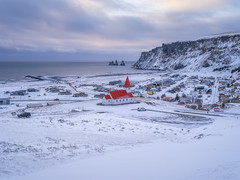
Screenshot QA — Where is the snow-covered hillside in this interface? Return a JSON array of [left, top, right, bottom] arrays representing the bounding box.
[[1, 71, 240, 180], [133, 32, 240, 72]]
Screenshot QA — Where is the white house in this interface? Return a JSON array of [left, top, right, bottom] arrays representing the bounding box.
[[102, 90, 134, 105]]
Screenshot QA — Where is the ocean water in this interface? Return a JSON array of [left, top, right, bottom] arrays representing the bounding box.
[[0, 61, 150, 81]]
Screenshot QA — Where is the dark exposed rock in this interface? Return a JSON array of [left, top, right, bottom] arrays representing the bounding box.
[[173, 63, 186, 70], [202, 60, 211, 67]]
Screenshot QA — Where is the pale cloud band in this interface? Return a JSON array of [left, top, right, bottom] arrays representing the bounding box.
[[0, 0, 239, 60]]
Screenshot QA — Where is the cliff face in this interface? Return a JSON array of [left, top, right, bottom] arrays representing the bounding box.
[[133, 33, 240, 72]]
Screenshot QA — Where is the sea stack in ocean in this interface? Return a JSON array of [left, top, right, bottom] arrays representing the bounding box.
[[108, 60, 125, 66]]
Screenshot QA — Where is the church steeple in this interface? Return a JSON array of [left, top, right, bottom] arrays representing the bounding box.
[[124, 76, 131, 88], [123, 76, 131, 92]]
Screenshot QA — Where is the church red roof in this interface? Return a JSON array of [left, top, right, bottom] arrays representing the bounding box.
[[109, 90, 133, 100], [104, 95, 111, 100], [123, 76, 131, 88]]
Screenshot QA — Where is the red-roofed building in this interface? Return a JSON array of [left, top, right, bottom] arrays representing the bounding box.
[[104, 95, 111, 100], [102, 90, 134, 105]]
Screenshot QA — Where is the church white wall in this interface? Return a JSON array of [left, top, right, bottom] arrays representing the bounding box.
[[102, 97, 134, 105]]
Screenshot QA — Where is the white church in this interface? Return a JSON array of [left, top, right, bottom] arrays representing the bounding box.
[[102, 76, 134, 105]]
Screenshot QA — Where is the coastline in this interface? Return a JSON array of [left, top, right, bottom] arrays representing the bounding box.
[[0, 61, 155, 82]]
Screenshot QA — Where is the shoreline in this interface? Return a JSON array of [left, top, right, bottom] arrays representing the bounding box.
[[3, 70, 160, 82], [0, 61, 158, 82]]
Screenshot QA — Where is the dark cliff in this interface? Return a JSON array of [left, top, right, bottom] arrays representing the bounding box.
[[133, 33, 240, 72]]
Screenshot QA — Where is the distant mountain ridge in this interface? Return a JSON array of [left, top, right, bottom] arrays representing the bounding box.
[[133, 32, 240, 73]]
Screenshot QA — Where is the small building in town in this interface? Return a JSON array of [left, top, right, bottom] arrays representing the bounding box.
[[185, 103, 199, 109], [102, 90, 134, 105], [109, 80, 122, 86], [58, 90, 72, 95], [201, 105, 211, 111], [47, 102, 61, 106], [147, 91, 154, 95], [27, 103, 43, 108], [163, 96, 173, 102], [180, 96, 192, 103], [27, 88, 39, 92], [0, 98, 10, 105], [73, 92, 88, 97], [196, 85, 205, 90], [230, 97, 240, 103], [10, 90, 28, 96], [214, 107, 222, 112]]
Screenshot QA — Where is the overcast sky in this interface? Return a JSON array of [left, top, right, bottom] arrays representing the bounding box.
[[0, 0, 240, 61]]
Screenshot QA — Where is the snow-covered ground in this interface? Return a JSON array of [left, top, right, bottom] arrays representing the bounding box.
[[11, 115, 240, 180], [1, 72, 240, 180]]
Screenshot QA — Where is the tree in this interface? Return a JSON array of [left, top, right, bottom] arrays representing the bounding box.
[[206, 89, 212, 94], [222, 102, 225, 108], [175, 93, 180, 101], [182, 93, 187, 98], [161, 94, 166, 99]]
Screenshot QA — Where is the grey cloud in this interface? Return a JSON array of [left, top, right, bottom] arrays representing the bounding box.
[[0, 47, 138, 61], [0, 0, 105, 34], [0, 0, 158, 41], [0, 0, 240, 61]]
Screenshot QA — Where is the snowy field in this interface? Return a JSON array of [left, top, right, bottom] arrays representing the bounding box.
[[0, 72, 240, 180]]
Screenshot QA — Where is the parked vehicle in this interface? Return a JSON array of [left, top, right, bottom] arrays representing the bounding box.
[[17, 112, 31, 118], [137, 107, 146, 111]]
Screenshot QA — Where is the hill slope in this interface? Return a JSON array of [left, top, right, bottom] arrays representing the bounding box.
[[133, 32, 240, 72]]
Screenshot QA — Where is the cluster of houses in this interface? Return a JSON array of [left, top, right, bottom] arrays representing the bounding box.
[[46, 86, 89, 97], [102, 74, 240, 112], [167, 76, 240, 111], [218, 78, 240, 103], [94, 85, 110, 92], [167, 82, 186, 94], [132, 75, 186, 96], [5, 88, 39, 96]]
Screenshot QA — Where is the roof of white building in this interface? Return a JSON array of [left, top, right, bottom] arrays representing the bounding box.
[[104, 90, 133, 100]]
